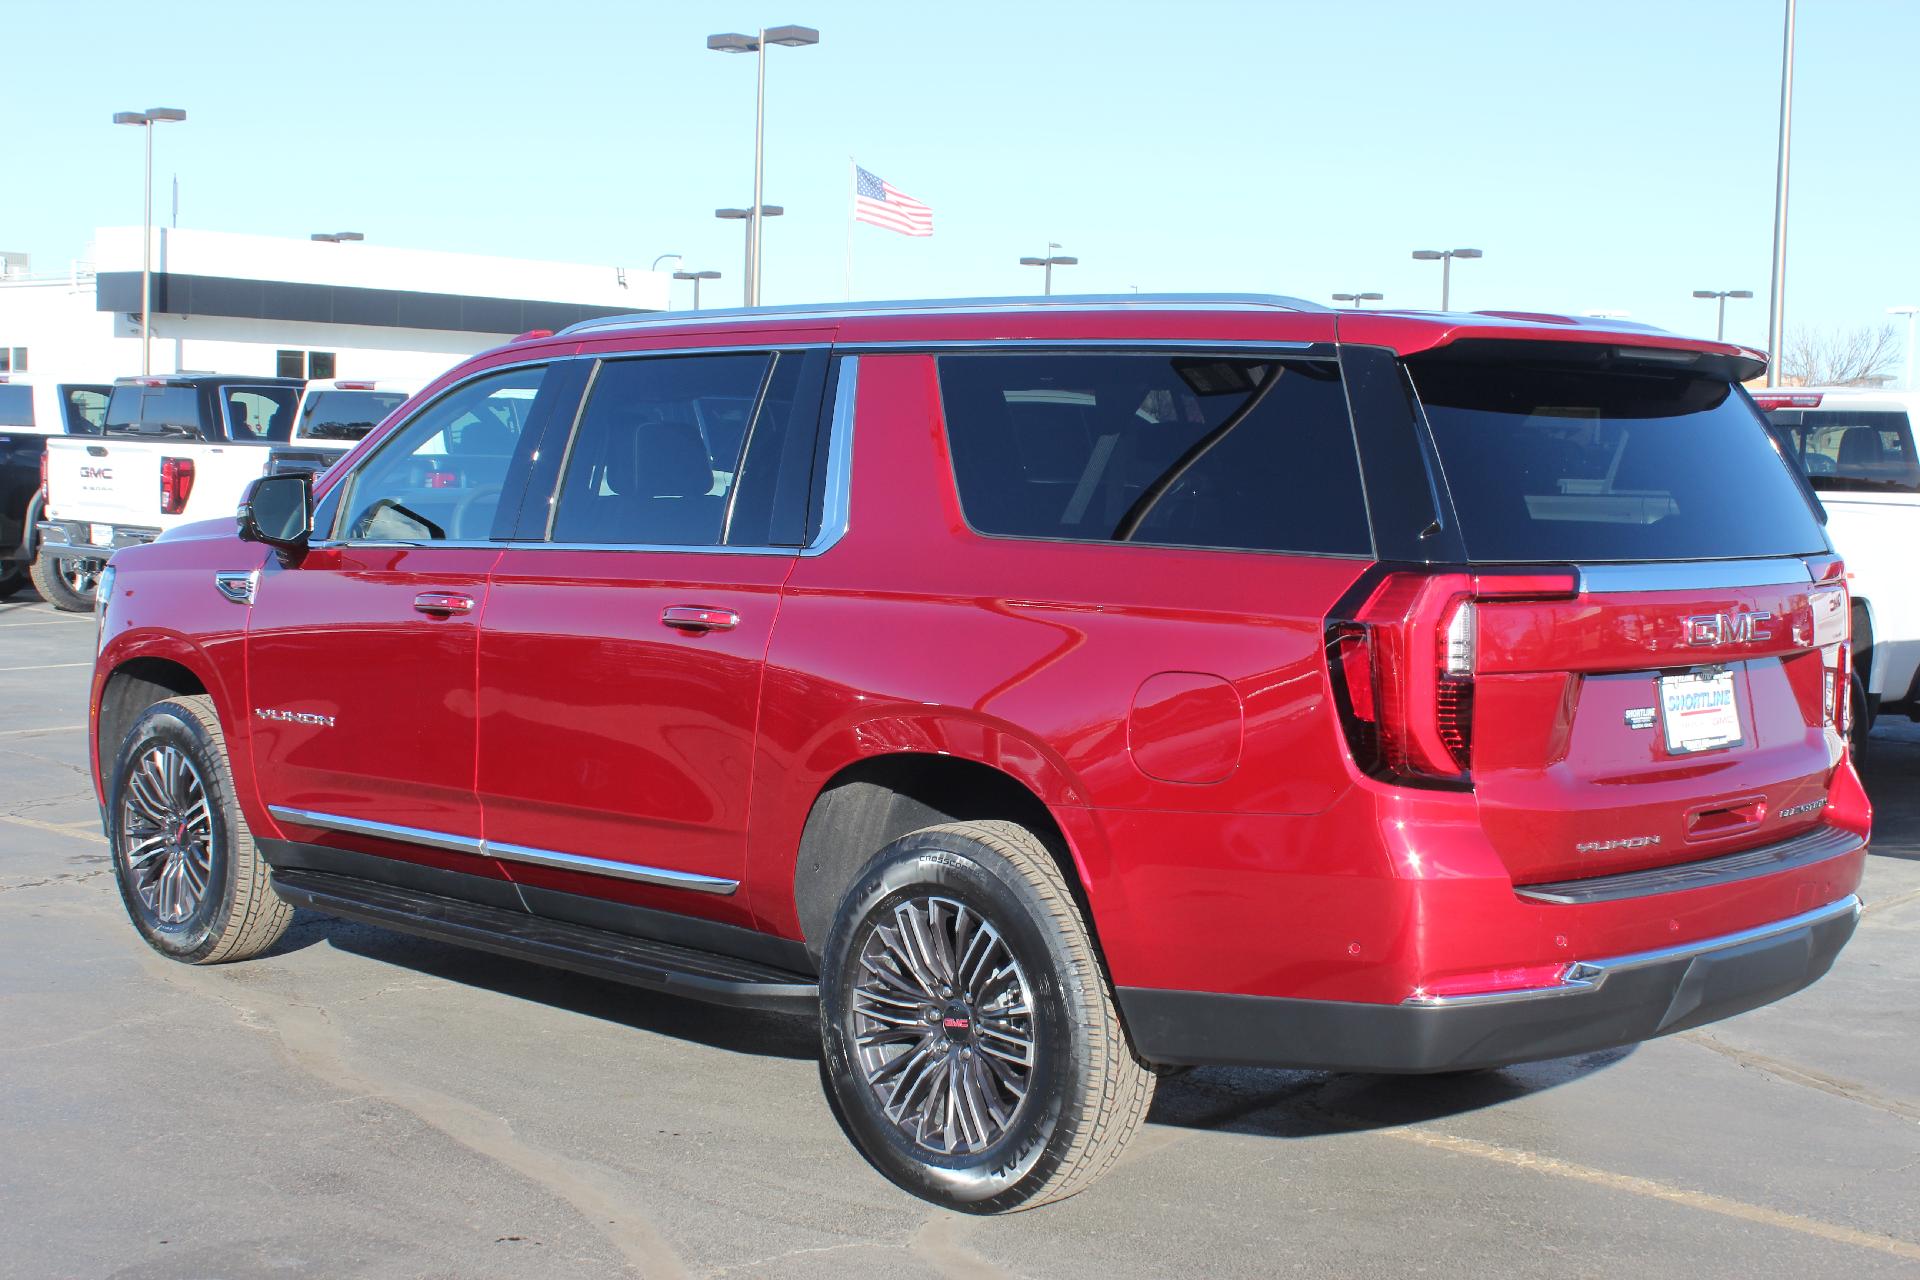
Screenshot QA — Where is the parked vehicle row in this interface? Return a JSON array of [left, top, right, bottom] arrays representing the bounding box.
[[33, 374, 414, 609], [92, 296, 1868, 1212], [1757, 387, 1920, 749], [0, 373, 112, 598]]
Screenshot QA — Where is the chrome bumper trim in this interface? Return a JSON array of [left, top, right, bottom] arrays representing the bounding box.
[[1403, 894, 1862, 1008], [266, 805, 739, 895]]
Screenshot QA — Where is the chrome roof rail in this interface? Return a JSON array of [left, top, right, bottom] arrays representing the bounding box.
[[554, 293, 1328, 339]]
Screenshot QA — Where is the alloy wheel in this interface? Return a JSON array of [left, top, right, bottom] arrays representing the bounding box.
[[63, 558, 102, 596], [850, 894, 1036, 1154], [119, 744, 215, 925]]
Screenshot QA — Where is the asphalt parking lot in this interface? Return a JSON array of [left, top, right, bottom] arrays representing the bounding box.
[[1, 593, 1916, 1280]]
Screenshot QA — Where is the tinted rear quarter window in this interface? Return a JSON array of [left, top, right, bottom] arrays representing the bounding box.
[[937, 352, 1372, 556], [226, 386, 300, 441], [1411, 353, 1827, 562], [0, 385, 31, 427]]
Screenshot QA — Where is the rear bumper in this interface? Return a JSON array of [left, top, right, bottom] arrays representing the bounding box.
[[37, 520, 160, 560], [1118, 894, 1861, 1072]]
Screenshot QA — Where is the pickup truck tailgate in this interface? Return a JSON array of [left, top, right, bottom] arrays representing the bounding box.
[[44, 437, 161, 528]]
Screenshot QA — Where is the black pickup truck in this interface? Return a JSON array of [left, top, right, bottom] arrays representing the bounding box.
[[1, 378, 112, 599]]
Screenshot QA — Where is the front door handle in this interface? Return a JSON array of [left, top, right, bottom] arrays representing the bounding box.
[[413, 592, 475, 617], [662, 605, 738, 633]]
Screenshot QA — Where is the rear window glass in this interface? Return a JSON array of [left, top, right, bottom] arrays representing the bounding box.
[[937, 352, 1371, 556], [297, 390, 408, 441], [1411, 355, 1827, 562], [0, 385, 31, 427], [1764, 407, 1920, 494], [106, 385, 201, 435], [225, 386, 299, 441]]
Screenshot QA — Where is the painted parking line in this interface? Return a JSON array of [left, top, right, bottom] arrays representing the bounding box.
[[0, 620, 95, 628], [1381, 1126, 1920, 1263], [0, 725, 85, 738], [0, 663, 91, 673], [0, 813, 103, 845]]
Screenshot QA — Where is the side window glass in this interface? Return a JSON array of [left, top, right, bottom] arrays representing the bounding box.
[[336, 365, 547, 542], [937, 352, 1371, 556], [63, 389, 109, 433], [551, 353, 770, 546]]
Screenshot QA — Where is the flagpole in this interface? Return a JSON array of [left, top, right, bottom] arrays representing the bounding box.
[[844, 157, 855, 301]]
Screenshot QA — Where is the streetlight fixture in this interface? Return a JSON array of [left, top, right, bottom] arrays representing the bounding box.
[[716, 206, 783, 304], [1332, 292, 1384, 308], [310, 231, 365, 243], [1018, 243, 1078, 295], [1411, 248, 1482, 311], [1890, 305, 1920, 390], [673, 269, 723, 310], [707, 23, 819, 307], [1691, 288, 1753, 341], [113, 106, 187, 375], [650, 253, 683, 273]]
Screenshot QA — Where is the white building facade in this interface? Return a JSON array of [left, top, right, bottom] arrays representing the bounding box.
[[0, 228, 669, 385]]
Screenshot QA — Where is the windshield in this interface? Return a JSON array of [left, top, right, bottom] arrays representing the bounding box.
[[1410, 353, 1828, 562], [296, 390, 408, 441], [1763, 406, 1920, 494], [105, 385, 202, 437]]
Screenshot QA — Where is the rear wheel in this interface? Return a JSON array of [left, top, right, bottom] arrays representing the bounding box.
[[30, 549, 101, 612], [107, 695, 292, 964], [819, 820, 1154, 1213]]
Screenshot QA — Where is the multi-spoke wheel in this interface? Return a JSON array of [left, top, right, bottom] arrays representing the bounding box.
[[119, 744, 216, 925], [106, 695, 291, 963], [820, 820, 1155, 1213], [851, 895, 1035, 1155]]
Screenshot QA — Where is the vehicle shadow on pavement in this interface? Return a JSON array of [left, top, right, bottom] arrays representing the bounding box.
[[1147, 1049, 1634, 1138], [272, 910, 822, 1060], [1858, 721, 1919, 861]]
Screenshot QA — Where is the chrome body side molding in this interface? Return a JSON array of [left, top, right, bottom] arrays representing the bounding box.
[[1577, 558, 1816, 593], [266, 806, 740, 895]]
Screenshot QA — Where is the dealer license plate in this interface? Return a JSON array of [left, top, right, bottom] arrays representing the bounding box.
[[1660, 669, 1742, 754], [89, 523, 113, 548]]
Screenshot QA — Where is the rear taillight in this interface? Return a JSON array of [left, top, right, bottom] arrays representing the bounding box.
[[1327, 568, 1576, 785], [1810, 574, 1851, 735], [160, 456, 195, 514]]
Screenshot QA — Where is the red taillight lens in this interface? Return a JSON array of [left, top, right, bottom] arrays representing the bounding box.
[[1327, 568, 1576, 785], [160, 456, 195, 514]]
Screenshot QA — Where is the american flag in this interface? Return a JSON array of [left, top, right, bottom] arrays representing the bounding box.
[[854, 166, 933, 237]]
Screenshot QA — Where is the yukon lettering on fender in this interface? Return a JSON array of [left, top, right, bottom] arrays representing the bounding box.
[[254, 707, 335, 728]]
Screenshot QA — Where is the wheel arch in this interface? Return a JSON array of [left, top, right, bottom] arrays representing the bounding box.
[[97, 655, 210, 790], [786, 748, 1112, 969]]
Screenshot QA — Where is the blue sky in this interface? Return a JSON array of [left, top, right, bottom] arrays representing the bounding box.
[[4, 0, 1914, 349]]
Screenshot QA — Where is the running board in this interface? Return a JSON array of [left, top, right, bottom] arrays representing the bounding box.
[[271, 869, 819, 1015]]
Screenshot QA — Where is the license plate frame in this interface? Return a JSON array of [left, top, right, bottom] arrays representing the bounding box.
[[1659, 668, 1743, 755], [89, 523, 113, 548]]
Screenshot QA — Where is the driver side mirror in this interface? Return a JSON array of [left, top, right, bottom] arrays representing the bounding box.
[[237, 473, 312, 552]]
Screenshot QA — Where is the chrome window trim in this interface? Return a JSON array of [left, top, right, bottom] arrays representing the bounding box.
[[1401, 894, 1861, 1008], [1577, 558, 1816, 593], [556, 293, 1326, 339], [267, 806, 740, 895], [811, 356, 857, 555], [832, 338, 1318, 353]]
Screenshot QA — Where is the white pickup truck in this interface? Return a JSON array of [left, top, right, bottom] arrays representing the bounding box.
[[1759, 387, 1920, 749], [37, 374, 307, 610]]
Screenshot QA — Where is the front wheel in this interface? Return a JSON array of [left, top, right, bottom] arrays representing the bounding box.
[[819, 820, 1155, 1213], [107, 695, 293, 964], [30, 548, 102, 612]]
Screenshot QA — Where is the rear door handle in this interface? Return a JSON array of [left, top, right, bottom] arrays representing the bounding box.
[[662, 605, 738, 632], [413, 592, 475, 617]]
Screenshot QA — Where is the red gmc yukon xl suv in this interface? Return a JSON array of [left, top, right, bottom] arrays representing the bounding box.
[[90, 297, 1869, 1211]]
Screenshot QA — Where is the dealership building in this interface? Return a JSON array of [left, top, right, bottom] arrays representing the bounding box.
[[0, 228, 669, 385]]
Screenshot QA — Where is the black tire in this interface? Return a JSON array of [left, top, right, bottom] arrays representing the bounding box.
[[29, 548, 101, 612], [819, 820, 1154, 1213], [107, 695, 292, 964], [0, 563, 25, 599], [1848, 672, 1872, 760]]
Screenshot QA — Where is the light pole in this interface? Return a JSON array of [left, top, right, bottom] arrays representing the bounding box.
[[1332, 292, 1383, 308], [716, 206, 782, 304], [310, 231, 365, 243], [112, 107, 186, 375], [1019, 244, 1078, 295], [1766, 0, 1797, 386], [707, 24, 819, 307], [1411, 248, 1481, 311], [1891, 306, 1920, 390], [651, 253, 683, 273], [1691, 289, 1753, 341], [673, 269, 723, 310]]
